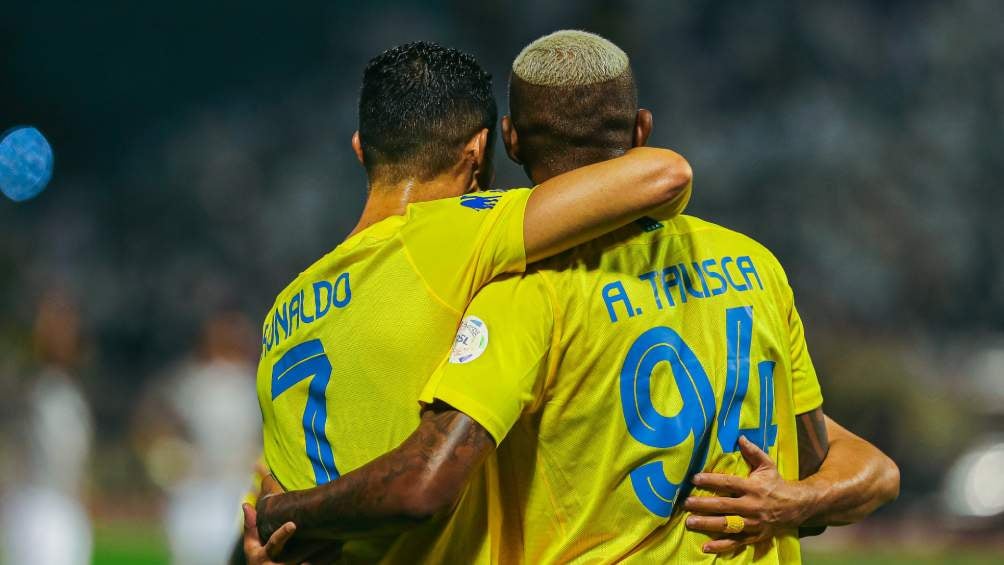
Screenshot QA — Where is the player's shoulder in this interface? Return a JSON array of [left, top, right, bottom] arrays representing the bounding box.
[[263, 241, 352, 320], [471, 271, 556, 316], [666, 215, 787, 273], [404, 187, 532, 221], [476, 270, 550, 300]]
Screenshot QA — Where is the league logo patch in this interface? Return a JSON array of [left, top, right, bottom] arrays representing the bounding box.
[[460, 194, 502, 211], [449, 316, 489, 364]]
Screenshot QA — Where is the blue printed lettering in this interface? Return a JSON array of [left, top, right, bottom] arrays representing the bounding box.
[[598, 257, 765, 324], [736, 256, 763, 290], [602, 281, 636, 323], [263, 272, 350, 350], [314, 281, 332, 318], [662, 266, 684, 306], [638, 271, 663, 310], [300, 289, 314, 324], [692, 262, 710, 297], [290, 292, 302, 330], [702, 259, 728, 296], [275, 302, 290, 339], [333, 272, 351, 308], [721, 257, 748, 292], [679, 263, 705, 299]]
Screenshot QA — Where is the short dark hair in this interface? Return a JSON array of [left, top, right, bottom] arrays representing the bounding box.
[[358, 42, 497, 183], [508, 69, 637, 177]]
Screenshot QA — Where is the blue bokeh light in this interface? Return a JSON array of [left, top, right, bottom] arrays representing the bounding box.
[[0, 126, 55, 202]]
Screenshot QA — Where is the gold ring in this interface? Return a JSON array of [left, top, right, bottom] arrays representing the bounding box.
[[724, 515, 745, 534]]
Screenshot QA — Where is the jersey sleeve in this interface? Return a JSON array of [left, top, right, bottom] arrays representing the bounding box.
[[788, 300, 823, 414], [402, 188, 533, 313], [419, 274, 554, 444]]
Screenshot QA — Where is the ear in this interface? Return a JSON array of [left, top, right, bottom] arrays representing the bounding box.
[[463, 128, 494, 192], [501, 115, 522, 165], [351, 131, 365, 165], [463, 127, 490, 171], [463, 126, 491, 175], [632, 109, 653, 148]]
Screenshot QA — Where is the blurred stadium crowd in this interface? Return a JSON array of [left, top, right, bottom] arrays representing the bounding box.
[[1, 0, 1002, 561]]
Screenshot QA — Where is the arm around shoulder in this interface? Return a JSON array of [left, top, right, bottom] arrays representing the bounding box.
[[522, 146, 692, 263], [800, 415, 900, 527], [256, 403, 495, 545]]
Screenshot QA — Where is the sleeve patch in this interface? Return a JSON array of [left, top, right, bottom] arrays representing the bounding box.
[[449, 316, 489, 364]]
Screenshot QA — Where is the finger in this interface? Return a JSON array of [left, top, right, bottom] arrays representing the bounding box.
[[685, 515, 729, 533], [264, 522, 297, 560], [242, 504, 261, 544], [702, 537, 741, 554], [691, 472, 751, 495], [683, 495, 753, 516], [701, 532, 768, 554], [738, 436, 775, 470], [686, 515, 763, 535]]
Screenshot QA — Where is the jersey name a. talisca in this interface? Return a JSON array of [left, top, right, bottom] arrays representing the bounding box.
[[424, 214, 823, 564]]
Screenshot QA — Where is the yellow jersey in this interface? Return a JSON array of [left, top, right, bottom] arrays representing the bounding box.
[[422, 215, 824, 564], [257, 188, 532, 563]]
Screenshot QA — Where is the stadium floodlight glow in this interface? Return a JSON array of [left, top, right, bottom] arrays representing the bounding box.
[[944, 440, 1004, 518]]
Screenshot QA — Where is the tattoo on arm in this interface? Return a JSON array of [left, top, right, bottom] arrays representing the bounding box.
[[258, 401, 494, 545], [797, 407, 829, 479]]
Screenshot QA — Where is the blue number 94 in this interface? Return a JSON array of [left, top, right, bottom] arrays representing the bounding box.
[[619, 306, 776, 517]]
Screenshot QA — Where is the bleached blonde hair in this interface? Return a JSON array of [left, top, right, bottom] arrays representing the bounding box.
[[512, 30, 630, 87]]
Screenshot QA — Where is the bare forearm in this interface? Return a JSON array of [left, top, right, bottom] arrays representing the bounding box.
[[524, 146, 692, 263], [257, 454, 423, 542], [257, 406, 493, 542], [800, 417, 900, 527]]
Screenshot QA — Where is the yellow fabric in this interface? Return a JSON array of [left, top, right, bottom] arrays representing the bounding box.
[[240, 455, 268, 509], [423, 215, 824, 564], [257, 188, 531, 564]]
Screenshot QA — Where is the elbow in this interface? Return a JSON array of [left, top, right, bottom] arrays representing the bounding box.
[[397, 477, 462, 523], [646, 150, 693, 207], [879, 454, 901, 506], [399, 494, 450, 524]]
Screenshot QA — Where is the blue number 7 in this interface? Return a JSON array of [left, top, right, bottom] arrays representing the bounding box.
[[271, 339, 339, 484]]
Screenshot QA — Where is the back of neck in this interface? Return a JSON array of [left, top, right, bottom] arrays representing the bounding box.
[[348, 176, 470, 238], [525, 146, 629, 185]]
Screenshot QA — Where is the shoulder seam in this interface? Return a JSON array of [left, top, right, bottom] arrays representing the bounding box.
[[534, 271, 564, 410], [397, 232, 464, 317]]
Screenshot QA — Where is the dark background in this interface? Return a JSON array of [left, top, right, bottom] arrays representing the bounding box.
[[2, 0, 1002, 558]]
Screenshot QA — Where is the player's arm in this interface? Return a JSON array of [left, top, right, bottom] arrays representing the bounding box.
[[257, 277, 550, 558], [255, 402, 494, 556], [683, 409, 900, 554], [797, 412, 900, 528], [684, 291, 897, 553], [522, 146, 691, 263]]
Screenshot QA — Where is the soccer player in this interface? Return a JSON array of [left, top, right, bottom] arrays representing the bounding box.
[[247, 40, 694, 563], [254, 31, 898, 563]]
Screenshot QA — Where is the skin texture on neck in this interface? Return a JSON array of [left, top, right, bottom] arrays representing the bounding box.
[[349, 174, 472, 238], [347, 129, 489, 238], [503, 108, 652, 187], [525, 147, 627, 185]]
